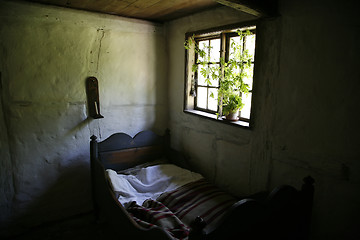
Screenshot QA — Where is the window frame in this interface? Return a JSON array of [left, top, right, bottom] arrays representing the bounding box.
[[194, 35, 222, 114], [184, 22, 257, 129], [225, 30, 256, 122]]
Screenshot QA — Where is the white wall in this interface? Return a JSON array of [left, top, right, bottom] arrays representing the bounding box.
[[166, 1, 360, 239], [166, 6, 257, 195], [0, 1, 167, 235]]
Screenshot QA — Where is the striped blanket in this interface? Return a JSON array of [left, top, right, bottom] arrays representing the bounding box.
[[127, 200, 190, 239], [126, 179, 238, 239]]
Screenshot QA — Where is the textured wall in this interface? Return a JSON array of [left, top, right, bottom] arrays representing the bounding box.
[[166, 6, 257, 196], [166, 1, 360, 239], [0, 0, 167, 235], [270, 1, 360, 239]]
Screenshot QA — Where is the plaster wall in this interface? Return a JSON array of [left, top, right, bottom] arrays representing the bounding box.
[[0, 0, 167, 235], [166, 5, 258, 197], [166, 1, 360, 239], [270, 1, 360, 239]]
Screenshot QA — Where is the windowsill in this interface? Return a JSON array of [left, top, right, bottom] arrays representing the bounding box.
[[184, 109, 250, 128]]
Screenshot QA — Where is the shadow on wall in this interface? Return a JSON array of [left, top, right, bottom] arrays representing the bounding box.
[[1, 160, 93, 239]]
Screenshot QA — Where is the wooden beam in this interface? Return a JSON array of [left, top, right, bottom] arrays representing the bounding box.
[[214, 0, 277, 17]]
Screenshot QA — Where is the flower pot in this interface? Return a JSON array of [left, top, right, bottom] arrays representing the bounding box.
[[225, 110, 239, 121]]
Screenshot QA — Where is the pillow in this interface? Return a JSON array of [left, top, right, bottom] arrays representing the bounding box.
[[117, 158, 168, 175]]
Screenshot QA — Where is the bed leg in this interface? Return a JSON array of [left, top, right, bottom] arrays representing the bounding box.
[[90, 135, 100, 223], [300, 176, 315, 240]]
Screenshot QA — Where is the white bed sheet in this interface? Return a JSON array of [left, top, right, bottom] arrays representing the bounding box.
[[106, 164, 203, 206]]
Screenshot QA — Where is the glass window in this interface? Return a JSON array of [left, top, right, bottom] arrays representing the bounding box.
[[185, 25, 256, 127]]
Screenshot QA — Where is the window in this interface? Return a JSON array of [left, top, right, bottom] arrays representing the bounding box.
[[184, 24, 256, 128]]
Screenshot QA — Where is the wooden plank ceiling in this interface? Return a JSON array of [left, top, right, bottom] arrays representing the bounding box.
[[25, 0, 222, 22], [25, 0, 276, 22]]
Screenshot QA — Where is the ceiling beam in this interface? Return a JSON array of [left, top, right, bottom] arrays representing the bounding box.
[[214, 0, 277, 17]]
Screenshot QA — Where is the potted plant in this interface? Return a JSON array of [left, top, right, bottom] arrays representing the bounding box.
[[222, 92, 244, 120], [185, 29, 253, 121]]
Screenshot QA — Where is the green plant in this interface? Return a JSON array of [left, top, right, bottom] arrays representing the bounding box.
[[185, 29, 253, 119], [222, 92, 244, 116]]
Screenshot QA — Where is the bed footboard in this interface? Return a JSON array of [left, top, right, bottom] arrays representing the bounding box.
[[195, 177, 314, 240]]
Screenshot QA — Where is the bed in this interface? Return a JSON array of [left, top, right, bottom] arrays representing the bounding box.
[[90, 129, 314, 240]]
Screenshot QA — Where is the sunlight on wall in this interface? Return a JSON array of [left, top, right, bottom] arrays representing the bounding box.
[[0, 1, 167, 235]]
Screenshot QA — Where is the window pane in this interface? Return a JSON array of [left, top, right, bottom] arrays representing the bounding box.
[[208, 89, 218, 111], [243, 64, 254, 89], [229, 36, 238, 60], [229, 36, 243, 61], [210, 38, 220, 63], [240, 92, 252, 119], [208, 64, 219, 87], [197, 87, 207, 109], [197, 65, 207, 86], [245, 34, 256, 61], [198, 40, 209, 63]]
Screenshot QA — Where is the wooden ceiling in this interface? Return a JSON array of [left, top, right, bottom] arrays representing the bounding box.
[[25, 0, 276, 22], [25, 0, 220, 22]]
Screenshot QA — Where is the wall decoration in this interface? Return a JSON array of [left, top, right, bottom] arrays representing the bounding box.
[[86, 76, 104, 119]]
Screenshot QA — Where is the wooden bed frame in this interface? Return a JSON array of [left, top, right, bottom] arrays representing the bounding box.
[[90, 130, 314, 239]]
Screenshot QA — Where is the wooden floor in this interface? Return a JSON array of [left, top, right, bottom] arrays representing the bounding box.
[[6, 212, 107, 240]]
